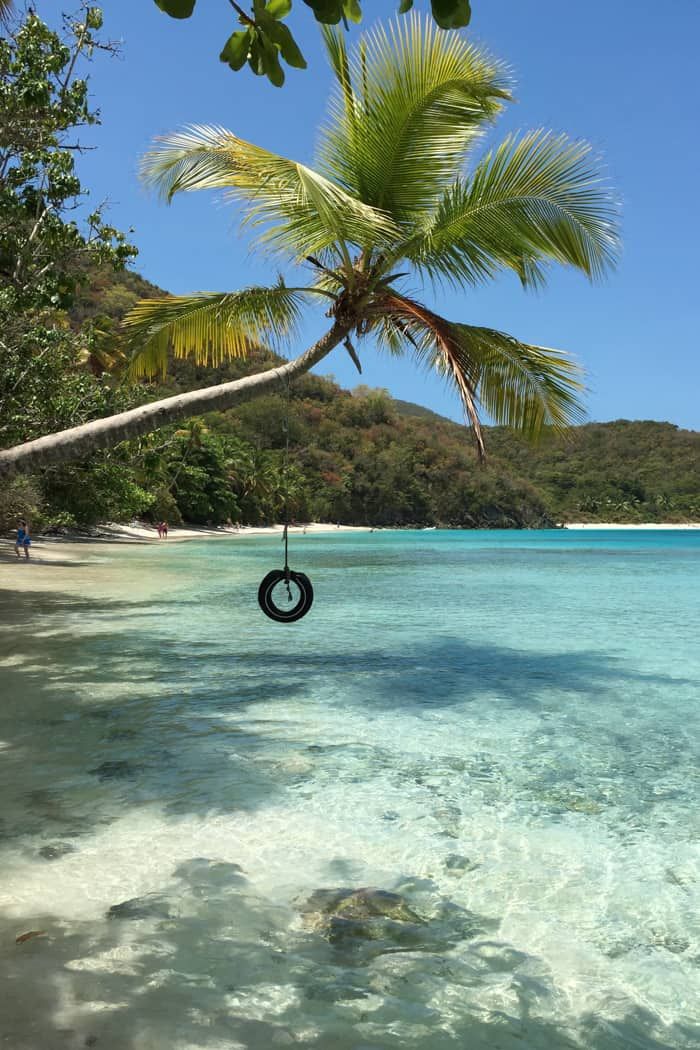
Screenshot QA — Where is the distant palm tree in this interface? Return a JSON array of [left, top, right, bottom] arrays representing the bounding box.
[[0, 15, 619, 474]]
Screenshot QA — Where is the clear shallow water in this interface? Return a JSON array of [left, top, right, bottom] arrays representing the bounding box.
[[0, 529, 699, 1050]]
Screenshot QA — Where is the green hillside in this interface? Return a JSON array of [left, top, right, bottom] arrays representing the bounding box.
[[3, 268, 698, 530]]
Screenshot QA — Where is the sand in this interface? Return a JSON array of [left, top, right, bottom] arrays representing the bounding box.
[[3, 520, 699, 569], [0, 521, 371, 568], [561, 522, 700, 529]]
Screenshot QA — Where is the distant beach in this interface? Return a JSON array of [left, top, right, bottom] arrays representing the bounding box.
[[4, 520, 700, 569], [562, 522, 700, 529]]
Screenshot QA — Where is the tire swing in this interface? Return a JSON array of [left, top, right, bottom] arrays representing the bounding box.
[[257, 377, 314, 624], [257, 528, 314, 623]]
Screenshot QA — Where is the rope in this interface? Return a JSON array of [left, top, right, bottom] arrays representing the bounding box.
[[281, 375, 292, 598], [257, 372, 314, 623]]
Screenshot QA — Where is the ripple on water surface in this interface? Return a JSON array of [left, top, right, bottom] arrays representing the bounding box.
[[0, 529, 699, 1049]]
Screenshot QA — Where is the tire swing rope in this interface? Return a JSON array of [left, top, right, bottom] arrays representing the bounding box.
[[257, 375, 314, 623]]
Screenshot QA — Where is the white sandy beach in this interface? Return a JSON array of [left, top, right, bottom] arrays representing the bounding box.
[[93, 521, 371, 542], [562, 522, 700, 529], [0, 521, 371, 567], [3, 520, 699, 570]]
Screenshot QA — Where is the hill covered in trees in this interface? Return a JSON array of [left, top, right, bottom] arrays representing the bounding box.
[[3, 267, 699, 530], [2, 7, 695, 534], [165, 366, 700, 527]]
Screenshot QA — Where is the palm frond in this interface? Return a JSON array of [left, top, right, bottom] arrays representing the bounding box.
[[452, 323, 586, 437], [374, 293, 585, 448], [402, 130, 620, 287], [375, 293, 485, 455], [317, 15, 510, 224], [140, 124, 399, 261], [122, 283, 308, 379], [372, 314, 413, 357]]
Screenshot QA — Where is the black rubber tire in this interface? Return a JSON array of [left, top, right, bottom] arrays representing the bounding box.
[[257, 569, 314, 623]]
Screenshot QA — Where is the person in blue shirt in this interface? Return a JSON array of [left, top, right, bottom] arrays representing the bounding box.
[[15, 519, 31, 560]]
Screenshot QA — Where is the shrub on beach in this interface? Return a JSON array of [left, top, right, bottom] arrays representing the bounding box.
[[0, 476, 43, 533]]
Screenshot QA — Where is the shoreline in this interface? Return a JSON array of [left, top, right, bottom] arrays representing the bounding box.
[[2, 520, 699, 567], [560, 522, 700, 530], [75, 521, 372, 543], [0, 521, 371, 565]]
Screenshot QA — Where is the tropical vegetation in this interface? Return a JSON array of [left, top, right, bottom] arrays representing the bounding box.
[[5, 346, 699, 531], [0, 13, 619, 478], [155, 0, 473, 88], [3, 257, 697, 531], [0, 6, 140, 524], [5, 7, 686, 538]]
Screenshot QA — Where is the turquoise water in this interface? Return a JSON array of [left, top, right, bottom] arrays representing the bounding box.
[[1, 529, 699, 1049]]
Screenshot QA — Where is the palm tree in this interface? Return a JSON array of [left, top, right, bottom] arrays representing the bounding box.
[[0, 15, 619, 476]]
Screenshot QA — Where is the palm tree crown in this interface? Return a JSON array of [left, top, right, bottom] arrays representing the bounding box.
[[124, 15, 620, 455]]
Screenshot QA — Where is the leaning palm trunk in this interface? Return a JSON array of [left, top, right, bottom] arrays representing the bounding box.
[[0, 323, 349, 476], [0, 16, 620, 477]]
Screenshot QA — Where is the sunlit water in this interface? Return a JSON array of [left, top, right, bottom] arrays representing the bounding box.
[[1, 529, 699, 1050]]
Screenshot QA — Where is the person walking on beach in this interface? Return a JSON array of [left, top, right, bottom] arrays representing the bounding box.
[[15, 519, 31, 560], [157, 521, 163, 539], [162, 521, 169, 539]]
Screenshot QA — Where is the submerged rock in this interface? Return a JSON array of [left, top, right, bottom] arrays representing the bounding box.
[[299, 887, 429, 950], [38, 842, 76, 861], [302, 888, 424, 925], [444, 853, 479, 874], [298, 885, 493, 958], [564, 797, 603, 814], [173, 857, 246, 898], [174, 857, 245, 881], [105, 728, 138, 742], [15, 930, 47, 945], [88, 760, 139, 781], [106, 895, 171, 921]]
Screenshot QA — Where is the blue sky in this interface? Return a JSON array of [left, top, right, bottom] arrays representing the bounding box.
[[40, 0, 700, 428]]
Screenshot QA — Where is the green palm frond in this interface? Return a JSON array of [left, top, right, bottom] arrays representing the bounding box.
[[374, 293, 586, 448], [375, 293, 485, 454], [402, 130, 619, 287], [452, 323, 586, 437], [317, 15, 510, 223], [140, 124, 398, 262], [372, 314, 413, 357], [123, 283, 309, 379]]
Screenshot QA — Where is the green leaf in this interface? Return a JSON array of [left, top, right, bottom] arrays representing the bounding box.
[[124, 282, 309, 377], [154, 0, 196, 19], [140, 124, 400, 257], [254, 0, 307, 70], [452, 323, 586, 438], [220, 30, 251, 72], [398, 0, 414, 12], [431, 0, 471, 30], [303, 0, 346, 26], [403, 130, 620, 288], [266, 0, 292, 16], [247, 34, 266, 75], [260, 32, 286, 86], [264, 20, 308, 69], [318, 18, 509, 223], [343, 0, 363, 24]]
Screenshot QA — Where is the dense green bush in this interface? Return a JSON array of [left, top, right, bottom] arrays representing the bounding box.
[[0, 476, 43, 533]]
